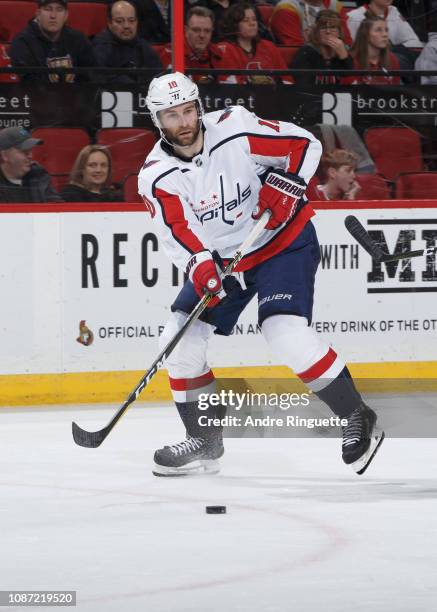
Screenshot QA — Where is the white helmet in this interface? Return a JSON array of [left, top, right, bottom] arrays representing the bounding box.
[[146, 72, 204, 132]]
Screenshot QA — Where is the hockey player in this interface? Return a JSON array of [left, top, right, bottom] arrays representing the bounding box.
[[138, 72, 384, 477]]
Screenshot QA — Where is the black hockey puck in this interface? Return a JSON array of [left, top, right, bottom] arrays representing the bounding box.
[[206, 505, 226, 514]]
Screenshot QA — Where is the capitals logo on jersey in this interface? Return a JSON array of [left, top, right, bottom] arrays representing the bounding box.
[[193, 174, 251, 226]]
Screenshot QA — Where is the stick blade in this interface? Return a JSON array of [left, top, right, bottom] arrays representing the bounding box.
[[344, 215, 384, 262], [72, 421, 109, 448]]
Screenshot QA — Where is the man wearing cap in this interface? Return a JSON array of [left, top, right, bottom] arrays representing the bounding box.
[[9, 0, 96, 83], [0, 127, 62, 202]]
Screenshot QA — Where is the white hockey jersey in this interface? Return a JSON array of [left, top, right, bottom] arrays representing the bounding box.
[[137, 105, 322, 273]]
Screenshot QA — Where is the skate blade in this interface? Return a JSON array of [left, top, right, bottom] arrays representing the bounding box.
[[152, 459, 220, 477], [352, 430, 385, 475]]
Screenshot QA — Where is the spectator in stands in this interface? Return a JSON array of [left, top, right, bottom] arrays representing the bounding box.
[[0, 127, 61, 202], [187, 1, 273, 42], [217, 2, 291, 84], [415, 12, 437, 84], [93, 0, 161, 84], [160, 7, 224, 82], [132, 0, 170, 43], [270, 0, 352, 47], [9, 0, 96, 83], [351, 16, 400, 84], [291, 9, 353, 85], [311, 149, 361, 200], [61, 145, 123, 202], [347, 0, 422, 48]]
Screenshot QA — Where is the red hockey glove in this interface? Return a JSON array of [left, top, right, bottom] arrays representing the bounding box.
[[186, 250, 223, 307], [252, 170, 306, 230]]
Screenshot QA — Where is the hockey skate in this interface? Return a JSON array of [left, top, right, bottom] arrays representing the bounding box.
[[153, 435, 224, 477], [342, 403, 384, 475]]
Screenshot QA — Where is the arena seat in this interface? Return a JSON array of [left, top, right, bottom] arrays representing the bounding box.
[[257, 4, 274, 27], [96, 128, 157, 183], [364, 127, 424, 181], [395, 172, 437, 199], [0, 1, 35, 43], [123, 173, 143, 203], [278, 46, 300, 67], [31, 127, 91, 175], [356, 173, 391, 200], [0, 43, 18, 82], [67, 2, 107, 37]]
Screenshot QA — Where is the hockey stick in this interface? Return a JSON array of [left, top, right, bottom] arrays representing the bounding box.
[[345, 215, 437, 263], [72, 211, 271, 448]]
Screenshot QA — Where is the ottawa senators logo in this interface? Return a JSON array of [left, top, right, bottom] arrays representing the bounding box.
[[76, 320, 94, 346]]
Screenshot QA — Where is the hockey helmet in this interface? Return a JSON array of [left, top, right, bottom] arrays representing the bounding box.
[[146, 72, 204, 131]]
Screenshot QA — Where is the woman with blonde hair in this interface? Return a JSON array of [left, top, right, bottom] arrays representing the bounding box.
[[61, 144, 123, 202], [291, 10, 353, 86], [351, 15, 400, 84]]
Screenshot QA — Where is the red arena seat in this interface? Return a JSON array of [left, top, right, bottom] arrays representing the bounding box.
[[0, 1, 36, 43], [123, 173, 142, 203], [257, 4, 274, 27], [67, 2, 107, 37], [31, 127, 91, 175], [364, 127, 424, 181], [0, 43, 18, 82], [395, 172, 437, 199], [356, 173, 391, 200], [96, 128, 157, 183]]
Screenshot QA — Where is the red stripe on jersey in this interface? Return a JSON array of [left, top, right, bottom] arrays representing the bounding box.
[[297, 348, 337, 383], [235, 203, 314, 272], [247, 135, 310, 174], [155, 187, 204, 254], [169, 370, 215, 391]]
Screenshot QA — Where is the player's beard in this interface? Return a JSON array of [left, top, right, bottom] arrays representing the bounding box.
[[162, 120, 201, 148]]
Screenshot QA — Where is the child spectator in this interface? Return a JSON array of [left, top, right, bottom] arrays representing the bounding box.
[[347, 0, 422, 48], [351, 16, 400, 84], [0, 127, 61, 202], [271, 0, 352, 47], [159, 7, 224, 82], [217, 2, 291, 84], [61, 145, 123, 202], [311, 149, 361, 200], [291, 9, 353, 85], [92, 0, 162, 84], [9, 0, 96, 83]]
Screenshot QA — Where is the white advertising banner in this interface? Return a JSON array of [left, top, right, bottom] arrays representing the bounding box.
[[0, 205, 436, 375]]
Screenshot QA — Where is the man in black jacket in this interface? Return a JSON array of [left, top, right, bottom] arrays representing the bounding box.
[[9, 0, 96, 83], [93, 0, 162, 84], [0, 127, 62, 203]]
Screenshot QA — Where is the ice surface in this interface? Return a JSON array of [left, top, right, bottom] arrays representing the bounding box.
[[1, 399, 437, 612]]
